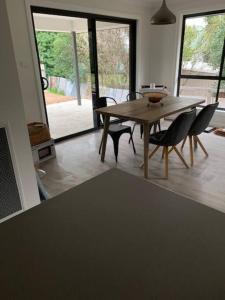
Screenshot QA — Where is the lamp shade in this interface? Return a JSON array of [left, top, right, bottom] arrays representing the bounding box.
[[150, 0, 176, 25]]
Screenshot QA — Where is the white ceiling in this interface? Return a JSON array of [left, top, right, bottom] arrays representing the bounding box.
[[121, 0, 224, 9]]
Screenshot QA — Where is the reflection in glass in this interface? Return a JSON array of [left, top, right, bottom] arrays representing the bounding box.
[[179, 79, 218, 105], [96, 22, 130, 103], [218, 81, 225, 109]]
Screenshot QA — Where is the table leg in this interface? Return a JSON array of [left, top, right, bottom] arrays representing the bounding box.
[[101, 116, 110, 162], [143, 122, 150, 179]]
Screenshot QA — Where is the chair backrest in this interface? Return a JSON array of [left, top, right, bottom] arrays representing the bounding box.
[[162, 109, 196, 146], [95, 97, 117, 124], [189, 102, 218, 136], [126, 92, 143, 101]]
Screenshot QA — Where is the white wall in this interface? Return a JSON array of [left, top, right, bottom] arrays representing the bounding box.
[[6, 0, 152, 124], [0, 0, 40, 218]]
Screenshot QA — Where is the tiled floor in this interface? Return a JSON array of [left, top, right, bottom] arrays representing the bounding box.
[[40, 120, 225, 213]]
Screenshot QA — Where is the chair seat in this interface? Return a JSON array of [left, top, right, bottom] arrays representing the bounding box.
[[149, 130, 167, 145], [108, 124, 131, 134]]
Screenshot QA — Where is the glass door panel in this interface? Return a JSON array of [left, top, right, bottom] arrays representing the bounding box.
[[96, 21, 130, 103], [179, 78, 218, 105], [33, 13, 94, 140], [218, 81, 225, 108]]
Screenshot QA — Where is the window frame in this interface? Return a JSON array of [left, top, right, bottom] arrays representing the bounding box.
[[177, 10, 225, 111]]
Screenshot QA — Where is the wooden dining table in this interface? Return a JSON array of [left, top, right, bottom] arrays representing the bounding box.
[[95, 96, 205, 178]]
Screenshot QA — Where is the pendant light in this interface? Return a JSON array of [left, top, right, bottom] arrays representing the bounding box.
[[150, 0, 176, 25]]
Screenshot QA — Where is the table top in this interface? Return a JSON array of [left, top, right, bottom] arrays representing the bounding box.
[[95, 96, 205, 123], [1, 168, 225, 299]]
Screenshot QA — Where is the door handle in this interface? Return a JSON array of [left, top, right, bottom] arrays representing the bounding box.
[[41, 77, 49, 91]]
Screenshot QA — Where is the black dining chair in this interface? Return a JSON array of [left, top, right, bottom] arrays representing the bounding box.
[[181, 102, 218, 166], [126, 91, 161, 142], [126, 91, 144, 102], [141, 109, 196, 178], [96, 97, 136, 162]]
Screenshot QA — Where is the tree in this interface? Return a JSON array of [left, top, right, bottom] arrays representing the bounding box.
[[36, 31, 58, 77], [52, 33, 74, 80], [36, 28, 130, 89], [183, 25, 199, 63], [201, 15, 225, 70], [96, 27, 129, 89], [36, 31, 90, 83]]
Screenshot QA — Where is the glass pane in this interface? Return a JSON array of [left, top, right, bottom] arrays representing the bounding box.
[[179, 79, 218, 105], [181, 14, 225, 76], [34, 14, 93, 139], [218, 81, 225, 108], [96, 21, 130, 103]]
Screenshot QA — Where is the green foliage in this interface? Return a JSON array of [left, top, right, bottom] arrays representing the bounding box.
[[201, 15, 225, 70], [47, 87, 65, 96], [183, 15, 225, 71], [36, 28, 130, 89], [36, 31, 58, 77], [183, 25, 202, 63], [97, 27, 129, 89], [52, 33, 74, 80], [36, 31, 90, 82]]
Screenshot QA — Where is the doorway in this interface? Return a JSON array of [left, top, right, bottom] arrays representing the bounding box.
[[31, 7, 136, 142]]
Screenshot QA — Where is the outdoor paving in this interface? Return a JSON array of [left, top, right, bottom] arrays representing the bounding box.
[[47, 99, 94, 139], [45, 91, 73, 105]]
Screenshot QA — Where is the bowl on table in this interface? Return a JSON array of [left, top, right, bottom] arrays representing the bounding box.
[[146, 92, 168, 104]]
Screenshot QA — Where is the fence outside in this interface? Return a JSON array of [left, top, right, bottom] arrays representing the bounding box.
[[48, 76, 129, 103]]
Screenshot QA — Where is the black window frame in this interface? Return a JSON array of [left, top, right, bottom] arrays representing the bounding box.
[[177, 9, 225, 111]]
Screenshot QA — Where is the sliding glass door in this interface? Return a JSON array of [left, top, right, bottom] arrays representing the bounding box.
[[177, 10, 225, 110], [96, 21, 130, 102], [31, 7, 136, 142], [32, 12, 93, 140]]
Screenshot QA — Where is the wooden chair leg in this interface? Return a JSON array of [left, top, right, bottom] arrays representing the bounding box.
[[173, 146, 189, 169], [189, 136, 194, 166], [168, 147, 173, 154], [193, 136, 198, 150], [196, 136, 208, 157], [162, 147, 174, 160], [149, 145, 160, 160], [161, 147, 165, 160], [181, 136, 187, 151], [164, 146, 169, 179], [140, 145, 160, 168]]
